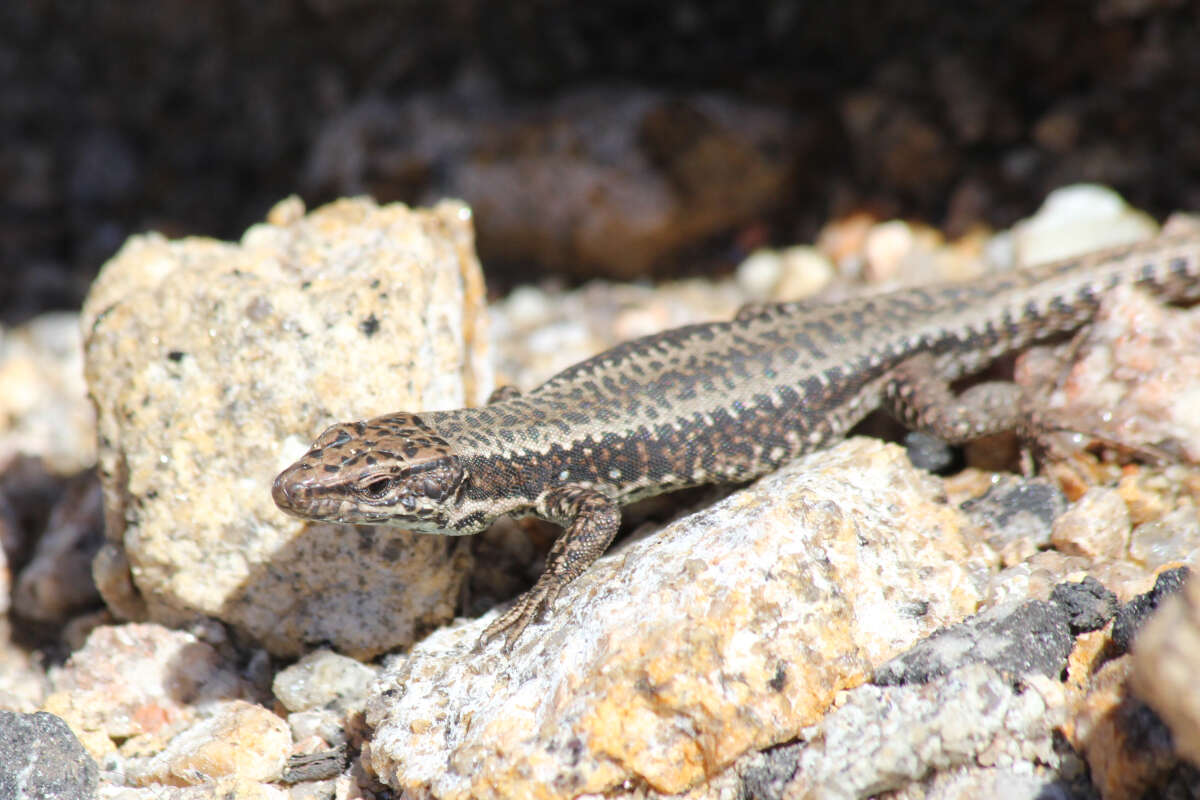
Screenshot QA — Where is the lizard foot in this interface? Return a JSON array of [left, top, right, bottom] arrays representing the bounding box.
[[476, 577, 565, 653]]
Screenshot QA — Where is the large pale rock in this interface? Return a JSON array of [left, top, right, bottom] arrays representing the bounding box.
[[365, 438, 987, 799], [82, 197, 489, 657]]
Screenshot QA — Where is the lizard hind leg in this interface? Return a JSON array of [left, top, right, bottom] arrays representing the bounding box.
[[478, 485, 621, 652], [882, 352, 1027, 444]]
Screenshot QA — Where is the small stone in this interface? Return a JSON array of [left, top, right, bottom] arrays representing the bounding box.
[[0, 312, 96, 473], [1064, 656, 1177, 800], [962, 476, 1066, 565], [788, 664, 1066, 798], [1049, 576, 1117, 634], [1111, 566, 1191, 654], [735, 249, 783, 298], [773, 246, 834, 300], [12, 473, 103, 623], [1129, 507, 1200, 570], [1050, 487, 1131, 561], [43, 623, 254, 760], [1012, 183, 1158, 266], [125, 700, 291, 786], [272, 650, 377, 714], [863, 219, 915, 282]]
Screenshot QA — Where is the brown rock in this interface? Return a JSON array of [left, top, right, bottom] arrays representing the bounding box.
[[1131, 575, 1200, 766]]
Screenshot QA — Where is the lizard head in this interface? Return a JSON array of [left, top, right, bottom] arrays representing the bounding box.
[[272, 412, 465, 530]]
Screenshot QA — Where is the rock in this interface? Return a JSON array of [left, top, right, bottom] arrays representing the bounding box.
[[82, 197, 488, 658], [1019, 283, 1200, 464], [96, 780, 290, 799], [0, 312, 96, 474], [785, 664, 1068, 799], [1063, 656, 1186, 799], [1111, 566, 1191, 654], [1011, 184, 1159, 266], [12, 471, 103, 622], [272, 650, 376, 715], [0, 710, 98, 800], [1049, 576, 1118, 635], [1129, 506, 1200, 570], [124, 700, 291, 787], [1049, 487, 1132, 562], [1131, 573, 1200, 766], [365, 438, 987, 798], [961, 476, 1066, 566], [43, 623, 255, 761], [873, 598, 1073, 686], [305, 89, 800, 281]]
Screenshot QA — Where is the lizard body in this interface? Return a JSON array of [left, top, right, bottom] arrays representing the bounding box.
[[273, 234, 1200, 646]]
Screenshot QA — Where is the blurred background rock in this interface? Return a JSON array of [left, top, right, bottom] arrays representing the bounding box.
[[3, 0, 1198, 322]]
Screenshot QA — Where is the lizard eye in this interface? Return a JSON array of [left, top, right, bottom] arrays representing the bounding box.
[[358, 477, 395, 500]]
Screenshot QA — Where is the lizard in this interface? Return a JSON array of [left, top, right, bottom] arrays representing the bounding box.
[[272, 233, 1200, 649]]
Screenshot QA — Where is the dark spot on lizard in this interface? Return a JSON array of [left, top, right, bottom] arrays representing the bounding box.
[[360, 313, 380, 337]]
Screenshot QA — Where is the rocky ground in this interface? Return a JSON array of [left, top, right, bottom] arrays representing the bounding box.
[[2, 185, 1200, 798]]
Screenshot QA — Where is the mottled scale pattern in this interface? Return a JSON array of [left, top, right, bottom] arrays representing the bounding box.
[[422, 235, 1200, 520], [273, 234, 1200, 647]]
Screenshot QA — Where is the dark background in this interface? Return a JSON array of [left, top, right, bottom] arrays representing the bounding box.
[[3, 0, 1199, 323]]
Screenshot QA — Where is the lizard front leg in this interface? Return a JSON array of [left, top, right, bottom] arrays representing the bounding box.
[[480, 485, 621, 650]]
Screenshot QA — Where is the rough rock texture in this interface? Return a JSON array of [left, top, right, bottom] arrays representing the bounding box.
[[960, 476, 1066, 567], [785, 664, 1069, 800], [1021, 277, 1200, 466], [42, 623, 257, 762], [365, 438, 987, 799], [1111, 566, 1191, 655], [123, 700, 291, 787], [1063, 655, 1190, 800], [873, 598, 1073, 686], [0, 710, 98, 800], [82, 197, 489, 658]]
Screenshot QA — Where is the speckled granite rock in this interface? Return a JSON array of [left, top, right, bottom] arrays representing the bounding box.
[[0, 710, 98, 800], [785, 664, 1070, 800], [365, 438, 987, 799], [82, 197, 489, 658]]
